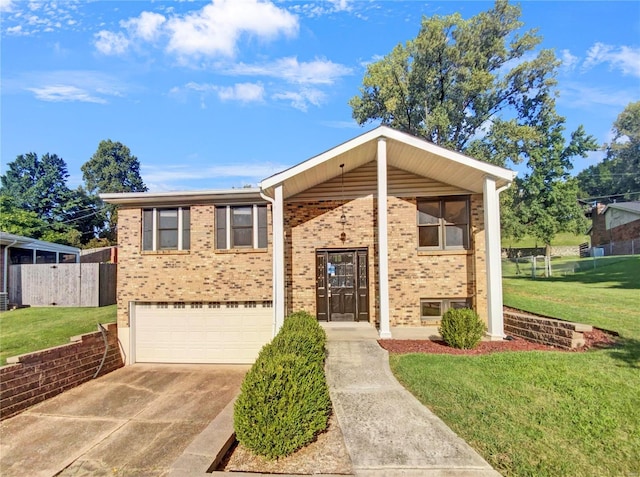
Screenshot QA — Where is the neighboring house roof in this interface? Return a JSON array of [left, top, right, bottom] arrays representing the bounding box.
[[604, 201, 640, 216], [0, 232, 80, 254], [261, 126, 517, 199], [102, 126, 517, 205]]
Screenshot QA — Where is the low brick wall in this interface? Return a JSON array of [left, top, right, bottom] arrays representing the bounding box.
[[504, 311, 592, 349], [0, 323, 123, 420]]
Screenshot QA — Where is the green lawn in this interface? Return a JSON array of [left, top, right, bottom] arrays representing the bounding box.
[[501, 232, 588, 248], [0, 305, 117, 365], [391, 255, 640, 477]]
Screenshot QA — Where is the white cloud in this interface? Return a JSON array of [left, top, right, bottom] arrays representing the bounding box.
[[227, 57, 352, 85], [560, 49, 579, 71], [92, 0, 298, 60], [26, 85, 107, 103], [583, 42, 640, 77], [12, 70, 127, 104], [217, 82, 265, 102], [0, 0, 14, 12], [94, 30, 130, 55], [179, 81, 265, 104], [559, 82, 637, 109], [273, 88, 325, 111], [165, 0, 298, 58], [141, 162, 289, 191], [6, 25, 25, 35], [122, 11, 166, 42]]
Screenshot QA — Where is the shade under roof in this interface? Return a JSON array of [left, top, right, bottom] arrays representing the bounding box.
[[260, 126, 516, 199]]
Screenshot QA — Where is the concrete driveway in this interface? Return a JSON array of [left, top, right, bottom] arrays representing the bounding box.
[[0, 364, 247, 477]]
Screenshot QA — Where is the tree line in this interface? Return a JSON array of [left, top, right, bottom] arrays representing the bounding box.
[[0, 140, 146, 248]]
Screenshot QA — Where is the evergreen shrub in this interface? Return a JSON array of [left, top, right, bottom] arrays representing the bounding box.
[[438, 308, 486, 349], [234, 311, 331, 459]]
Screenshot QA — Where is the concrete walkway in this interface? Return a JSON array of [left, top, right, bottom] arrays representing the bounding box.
[[323, 323, 501, 477]]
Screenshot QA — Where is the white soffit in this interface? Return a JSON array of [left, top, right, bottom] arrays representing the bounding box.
[[261, 126, 516, 198]]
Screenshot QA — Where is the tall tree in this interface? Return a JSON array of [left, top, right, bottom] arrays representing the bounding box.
[[0, 152, 73, 222], [349, 0, 558, 166], [82, 140, 147, 195], [81, 140, 147, 243], [577, 101, 640, 202], [503, 114, 598, 255]]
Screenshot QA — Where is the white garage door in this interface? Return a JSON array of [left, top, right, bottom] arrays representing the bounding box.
[[133, 301, 273, 364]]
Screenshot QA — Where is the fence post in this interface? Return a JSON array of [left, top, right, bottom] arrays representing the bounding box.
[[531, 255, 536, 279]]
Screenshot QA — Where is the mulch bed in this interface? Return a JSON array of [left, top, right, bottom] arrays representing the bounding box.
[[379, 328, 617, 355]]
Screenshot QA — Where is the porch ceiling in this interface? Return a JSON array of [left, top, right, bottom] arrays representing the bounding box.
[[260, 126, 516, 199]]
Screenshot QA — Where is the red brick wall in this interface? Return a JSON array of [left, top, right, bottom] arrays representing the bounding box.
[[590, 203, 608, 247], [0, 323, 123, 421], [610, 218, 640, 242]]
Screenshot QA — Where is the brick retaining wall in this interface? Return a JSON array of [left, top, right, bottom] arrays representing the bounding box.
[[504, 310, 592, 349], [0, 323, 123, 420]]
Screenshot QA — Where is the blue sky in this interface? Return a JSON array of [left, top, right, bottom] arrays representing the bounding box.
[[1, 0, 639, 192]]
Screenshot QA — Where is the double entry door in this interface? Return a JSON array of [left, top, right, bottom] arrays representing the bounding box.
[[316, 249, 368, 322]]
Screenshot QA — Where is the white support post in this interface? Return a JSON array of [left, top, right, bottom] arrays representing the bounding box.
[[272, 184, 286, 335], [377, 138, 392, 339], [483, 176, 505, 339]]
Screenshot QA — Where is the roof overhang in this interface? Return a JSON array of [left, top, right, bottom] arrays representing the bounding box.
[[260, 126, 517, 199], [101, 188, 265, 207], [0, 232, 80, 254]]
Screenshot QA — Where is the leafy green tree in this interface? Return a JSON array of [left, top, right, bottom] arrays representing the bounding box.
[[350, 0, 598, 251], [0, 152, 74, 222], [349, 0, 558, 166], [81, 140, 147, 243], [0, 194, 83, 247], [577, 101, 640, 202], [82, 140, 147, 195], [507, 115, 598, 255], [0, 153, 103, 246]]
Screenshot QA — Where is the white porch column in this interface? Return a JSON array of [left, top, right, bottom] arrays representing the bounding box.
[[377, 138, 392, 339], [272, 183, 286, 335], [483, 176, 505, 339]]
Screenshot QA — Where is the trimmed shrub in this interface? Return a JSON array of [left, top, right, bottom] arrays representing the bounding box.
[[234, 311, 331, 459], [438, 308, 486, 349]]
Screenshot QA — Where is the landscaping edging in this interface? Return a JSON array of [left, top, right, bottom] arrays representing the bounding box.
[[503, 310, 592, 349], [0, 322, 123, 420]]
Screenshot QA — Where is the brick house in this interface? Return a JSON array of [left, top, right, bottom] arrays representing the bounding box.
[[589, 201, 640, 255], [102, 126, 516, 365]]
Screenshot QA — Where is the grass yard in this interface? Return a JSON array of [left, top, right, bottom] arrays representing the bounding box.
[[501, 232, 588, 249], [0, 305, 116, 366], [391, 255, 640, 477]]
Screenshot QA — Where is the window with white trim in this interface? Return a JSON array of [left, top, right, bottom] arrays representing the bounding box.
[[142, 207, 190, 251], [417, 197, 470, 250], [420, 298, 472, 322], [215, 205, 267, 249]]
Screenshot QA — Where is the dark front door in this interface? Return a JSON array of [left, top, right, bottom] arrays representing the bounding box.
[[316, 249, 368, 322]]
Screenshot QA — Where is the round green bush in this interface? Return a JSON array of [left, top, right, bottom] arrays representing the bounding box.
[[233, 352, 331, 459], [438, 308, 486, 349]]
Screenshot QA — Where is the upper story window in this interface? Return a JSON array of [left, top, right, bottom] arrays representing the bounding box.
[[417, 197, 469, 250], [216, 205, 267, 250], [142, 207, 190, 251]]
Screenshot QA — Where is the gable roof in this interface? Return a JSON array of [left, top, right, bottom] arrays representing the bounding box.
[[604, 201, 640, 215], [260, 126, 516, 199]]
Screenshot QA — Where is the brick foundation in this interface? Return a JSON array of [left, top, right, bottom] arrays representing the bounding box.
[[504, 311, 592, 349], [0, 323, 123, 420]]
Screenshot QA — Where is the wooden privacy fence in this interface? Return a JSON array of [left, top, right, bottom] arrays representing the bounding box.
[[9, 263, 116, 307]]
